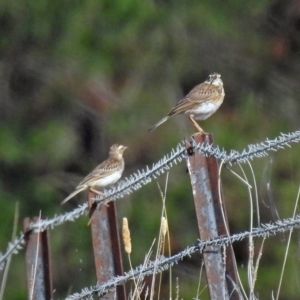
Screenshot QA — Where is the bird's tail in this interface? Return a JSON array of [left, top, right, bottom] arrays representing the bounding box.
[[60, 186, 86, 205], [148, 116, 170, 132]]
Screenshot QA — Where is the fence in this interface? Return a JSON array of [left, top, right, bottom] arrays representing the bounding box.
[[1, 130, 300, 299]]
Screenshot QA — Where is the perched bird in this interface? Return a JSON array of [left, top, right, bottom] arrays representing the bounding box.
[[61, 144, 127, 205], [148, 73, 225, 134]]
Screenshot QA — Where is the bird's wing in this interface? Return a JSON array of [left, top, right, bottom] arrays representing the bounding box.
[[168, 84, 221, 116], [77, 160, 123, 187]]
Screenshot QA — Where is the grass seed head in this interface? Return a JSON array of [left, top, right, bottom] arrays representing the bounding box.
[[122, 217, 132, 254]]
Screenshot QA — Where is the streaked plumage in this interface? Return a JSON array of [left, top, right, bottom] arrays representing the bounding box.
[[61, 144, 127, 205], [148, 73, 225, 133]]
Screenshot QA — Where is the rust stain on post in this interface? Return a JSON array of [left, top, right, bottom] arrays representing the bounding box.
[[89, 192, 126, 300], [186, 133, 240, 299], [23, 217, 52, 300]]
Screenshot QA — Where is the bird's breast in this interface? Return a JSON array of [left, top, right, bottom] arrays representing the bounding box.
[[185, 99, 223, 120], [90, 169, 123, 187]]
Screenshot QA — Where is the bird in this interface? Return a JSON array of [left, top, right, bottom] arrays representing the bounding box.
[[148, 73, 225, 134], [61, 144, 127, 205]]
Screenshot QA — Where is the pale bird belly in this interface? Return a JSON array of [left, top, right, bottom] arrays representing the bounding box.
[[89, 170, 122, 188], [185, 100, 222, 120]]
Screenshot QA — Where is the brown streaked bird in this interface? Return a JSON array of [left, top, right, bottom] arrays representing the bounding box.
[[61, 144, 127, 205], [148, 73, 225, 134]]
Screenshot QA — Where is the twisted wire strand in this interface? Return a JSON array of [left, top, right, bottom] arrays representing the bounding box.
[[65, 214, 300, 299]]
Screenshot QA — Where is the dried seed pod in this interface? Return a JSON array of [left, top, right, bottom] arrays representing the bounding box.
[[161, 217, 168, 237], [122, 217, 131, 254]]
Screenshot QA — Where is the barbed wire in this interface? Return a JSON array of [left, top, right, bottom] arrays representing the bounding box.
[[65, 213, 300, 300], [0, 234, 25, 270], [1, 130, 300, 269], [190, 130, 300, 164]]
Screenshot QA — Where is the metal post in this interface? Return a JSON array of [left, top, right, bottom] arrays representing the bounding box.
[[186, 133, 240, 299], [88, 192, 126, 300], [23, 217, 52, 300]]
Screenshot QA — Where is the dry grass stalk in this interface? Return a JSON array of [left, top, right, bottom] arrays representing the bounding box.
[[122, 217, 132, 254]]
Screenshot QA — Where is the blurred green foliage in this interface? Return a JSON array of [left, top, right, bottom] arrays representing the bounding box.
[[1, 0, 300, 299]]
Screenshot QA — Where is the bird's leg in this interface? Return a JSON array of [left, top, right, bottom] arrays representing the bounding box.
[[189, 115, 207, 134], [89, 188, 109, 206], [90, 188, 104, 196]]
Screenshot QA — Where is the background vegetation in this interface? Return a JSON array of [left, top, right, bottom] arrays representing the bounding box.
[[1, 0, 300, 298]]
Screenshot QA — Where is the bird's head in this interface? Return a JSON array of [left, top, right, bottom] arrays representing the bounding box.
[[206, 73, 223, 87], [109, 144, 128, 160]]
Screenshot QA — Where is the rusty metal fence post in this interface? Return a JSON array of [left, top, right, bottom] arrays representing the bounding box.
[[88, 192, 126, 300], [23, 217, 52, 300], [186, 133, 240, 299]]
